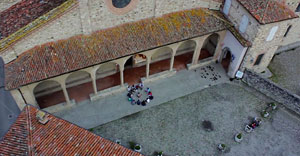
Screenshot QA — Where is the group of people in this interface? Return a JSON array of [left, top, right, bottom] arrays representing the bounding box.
[[127, 82, 154, 106]]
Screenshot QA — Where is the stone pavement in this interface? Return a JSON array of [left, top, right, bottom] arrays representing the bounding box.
[[92, 83, 300, 156], [54, 63, 229, 129]]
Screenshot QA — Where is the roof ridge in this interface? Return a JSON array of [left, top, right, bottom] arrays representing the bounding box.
[[26, 105, 33, 155]]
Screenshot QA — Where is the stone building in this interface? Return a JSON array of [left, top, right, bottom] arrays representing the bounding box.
[[0, 0, 298, 114], [223, 0, 299, 72]]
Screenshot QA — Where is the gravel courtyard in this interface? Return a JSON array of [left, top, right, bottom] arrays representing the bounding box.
[[91, 83, 300, 156], [268, 47, 300, 95]]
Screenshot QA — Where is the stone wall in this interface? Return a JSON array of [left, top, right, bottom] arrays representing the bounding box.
[[241, 20, 290, 73], [0, 0, 21, 12], [242, 70, 300, 115], [280, 13, 300, 47], [0, 6, 83, 63], [225, 0, 260, 42]]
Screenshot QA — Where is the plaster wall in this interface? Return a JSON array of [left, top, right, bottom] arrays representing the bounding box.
[[10, 89, 26, 110], [284, 0, 300, 11], [225, 0, 260, 42], [221, 31, 248, 77]]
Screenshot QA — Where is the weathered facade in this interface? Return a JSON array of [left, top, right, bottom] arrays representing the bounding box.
[[0, 0, 299, 113]]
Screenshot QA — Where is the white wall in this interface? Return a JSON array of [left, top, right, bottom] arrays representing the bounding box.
[[221, 31, 248, 77]]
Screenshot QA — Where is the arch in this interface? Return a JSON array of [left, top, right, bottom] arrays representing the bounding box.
[[123, 54, 147, 85], [96, 62, 121, 91], [221, 47, 232, 72], [33, 80, 65, 109], [174, 40, 196, 70], [65, 70, 92, 103], [150, 47, 173, 75], [199, 33, 220, 61]]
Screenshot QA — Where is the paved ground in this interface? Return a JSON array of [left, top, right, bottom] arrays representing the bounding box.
[[91, 83, 300, 156], [268, 47, 300, 95], [54, 63, 228, 129]]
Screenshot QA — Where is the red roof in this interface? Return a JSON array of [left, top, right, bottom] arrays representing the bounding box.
[[5, 8, 243, 90], [0, 105, 143, 156], [236, 0, 298, 24], [0, 0, 68, 40]]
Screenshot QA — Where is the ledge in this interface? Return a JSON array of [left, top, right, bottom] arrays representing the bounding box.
[[89, 84, 128, 101], [141, 70, 176, 84], [43, 99, 76, 114], [187, 57, 214, 70]]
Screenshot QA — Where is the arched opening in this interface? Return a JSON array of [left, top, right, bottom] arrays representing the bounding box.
[[66, 71, 93, 103], [221, 48, 232, 72], [199, 33, 220, 61], [96, 62, 120, 91], [150, 47, 173, 75], [34, 80, 65, 109], [124, 54, 147, 85], [174, 40, 196, 70]]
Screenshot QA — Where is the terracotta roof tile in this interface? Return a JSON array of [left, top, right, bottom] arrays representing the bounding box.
[[0, 105, 143, 156], [236, 0, 298, 24], [4, 8, 248, 90], [0, 0, 68, 40]]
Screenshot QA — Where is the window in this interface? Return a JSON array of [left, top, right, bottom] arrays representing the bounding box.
[[112, 0, 131, 8], [254, 54, 264, 66], [223, 0, 232, 15], [239, 15, 249, 33], [296, 3, 300, 12], [284, 25, 292, 37], [266, 26, 278, 41]]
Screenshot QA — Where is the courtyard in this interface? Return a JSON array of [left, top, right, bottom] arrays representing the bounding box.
[[268, 47, 300, 95], [91, 83, 300, 156]]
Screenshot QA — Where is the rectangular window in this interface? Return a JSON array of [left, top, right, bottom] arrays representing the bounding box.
[[254, 54, 264, 66], [296, 3, 300, 12], [284, 25, 292, 37]]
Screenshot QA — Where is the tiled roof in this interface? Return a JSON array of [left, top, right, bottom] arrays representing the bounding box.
[[0, 0, 68, 40], [0, 105, 143, 156], [236, 0, 298, 24], [4, 8, 247, 90]]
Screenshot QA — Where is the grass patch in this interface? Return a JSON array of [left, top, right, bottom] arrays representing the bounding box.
[[268, 67, 281, 83]]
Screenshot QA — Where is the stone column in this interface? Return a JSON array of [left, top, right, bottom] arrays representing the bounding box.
[[90, 72, 97, 94], [61, 83, 71, 104], [146, 56, 151, 78], [169, 45, 178, 71], [213, 31, 227, 61], [192, 37, 206, 65], [119, 65, 125, 86]]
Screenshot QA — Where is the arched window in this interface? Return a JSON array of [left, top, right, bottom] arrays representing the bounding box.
[[223, 0, 232, 15], [266, 26, 278, 41], [239, 15, 249, 33]]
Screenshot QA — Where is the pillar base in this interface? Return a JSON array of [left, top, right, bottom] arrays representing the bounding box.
[[89, 83, 128, 101], [141, 70, 176, 84], [187, 57, 214, 70]]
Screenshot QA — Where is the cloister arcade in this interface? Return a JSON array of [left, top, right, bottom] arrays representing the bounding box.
[[21, 30, 227, 111]]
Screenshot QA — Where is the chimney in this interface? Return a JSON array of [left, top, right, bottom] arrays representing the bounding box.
[[36, 110, 49, 125]]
